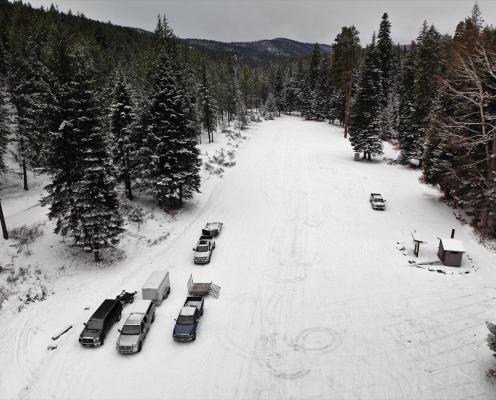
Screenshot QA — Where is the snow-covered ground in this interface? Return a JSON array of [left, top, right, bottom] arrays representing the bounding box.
[[1, 115, 496, 399]]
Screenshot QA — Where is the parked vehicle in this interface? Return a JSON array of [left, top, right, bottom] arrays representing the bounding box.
[[202, 222, 223, 237], [142, 270, 170, 305], [193, 235, 215, 264], [370, 193, 386, 210], [187, 274, 221, 298], [173, 296, 204, 342], [116, 290, 137, 305], [79, 299, 122, 347], [116, 300, 156, 354]]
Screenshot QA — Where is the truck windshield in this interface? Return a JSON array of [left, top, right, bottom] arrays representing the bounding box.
[[86, 319, 103, 330], [177, 315, 195, 324], [121, 324, 140, 335], [196, 245, 208, 252]]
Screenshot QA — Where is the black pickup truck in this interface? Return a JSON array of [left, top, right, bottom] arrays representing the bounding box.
[[173, 296, 204, 342]]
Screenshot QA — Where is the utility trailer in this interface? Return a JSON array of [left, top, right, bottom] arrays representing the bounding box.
[[202, 222, 223, 237], [142, 270, 170, 305], [187, 274, 221, 298]]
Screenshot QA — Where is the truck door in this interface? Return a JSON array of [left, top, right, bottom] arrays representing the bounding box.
[[209, 283, 221, 299], [187, 274, 194, 293]]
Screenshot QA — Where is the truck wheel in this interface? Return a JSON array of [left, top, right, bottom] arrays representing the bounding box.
[[130, 297, 134, 303], [152, 314, 155, 323], [138, 342, 142, 353], [100, 338, 104, 346], [117, 312, 121, 322], [192, 335, 196, 341]]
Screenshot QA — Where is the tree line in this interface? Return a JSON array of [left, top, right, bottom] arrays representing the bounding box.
[[0, 1, 281, 260], [2, 1, 496, 255]]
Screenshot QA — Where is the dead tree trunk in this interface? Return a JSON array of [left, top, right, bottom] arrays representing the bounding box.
[[0, 200, 8, 240]]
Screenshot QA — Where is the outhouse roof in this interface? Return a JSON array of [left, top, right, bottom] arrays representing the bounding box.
[[439, 238, 465, 253]]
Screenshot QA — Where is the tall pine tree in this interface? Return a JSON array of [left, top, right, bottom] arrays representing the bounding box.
[[43, 47, 124, 260], [348, 34, 383, 160], [199, 61, 218, 143], [109, 69, 136, 200]]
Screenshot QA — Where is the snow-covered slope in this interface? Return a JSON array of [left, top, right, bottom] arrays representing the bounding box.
[[1, 116, 495, 399]]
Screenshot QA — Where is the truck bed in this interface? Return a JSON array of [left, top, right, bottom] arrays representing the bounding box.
[[185, 296, 203, 309], [188, 283, 211, 296]]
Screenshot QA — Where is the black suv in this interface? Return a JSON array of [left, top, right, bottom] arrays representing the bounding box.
[[79, 299, 122, 347]]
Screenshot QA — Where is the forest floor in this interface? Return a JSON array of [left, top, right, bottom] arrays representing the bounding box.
[[0, 115, 496, 400]]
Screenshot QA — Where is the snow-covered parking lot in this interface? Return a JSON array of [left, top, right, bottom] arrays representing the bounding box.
[[1, 115, 496, 399]]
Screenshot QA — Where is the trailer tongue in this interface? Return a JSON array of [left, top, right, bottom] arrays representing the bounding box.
[[187, 274, 221, 298]]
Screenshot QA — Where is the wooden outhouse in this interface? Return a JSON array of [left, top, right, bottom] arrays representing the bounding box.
[[437, 238, 465, 267]]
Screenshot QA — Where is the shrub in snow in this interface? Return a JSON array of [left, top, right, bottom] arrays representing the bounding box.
[[487, 322, 496, 353], [128, 206, 145, 230], [6, 266, 28, 285], [9, 224, 43, 255], [203, 161, 214, 172], [209, 149, 236, 168], [121, 199, 145, 230]]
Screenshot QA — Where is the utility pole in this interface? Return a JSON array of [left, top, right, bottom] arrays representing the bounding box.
[[0, 199, 8, 240], [343, 76, 352, 139]]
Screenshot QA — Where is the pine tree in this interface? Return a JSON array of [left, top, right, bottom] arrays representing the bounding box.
[[109, 69, 136, 200], [8, 25, 55, 189], [308, 43, 322, 91], [264, 91, 278, 119], [142, 17, 201, 206], [313, 57, 331, 121], [398, 42, 418, 162], [282, 65, 299, 115], [43, 47, 124, 260], [273, 67, 284, 115], [413, 22, 443, 165], [377, 13, 393, 100], [348, 34, 383, 160], [330, 26, 361, 130], [199, 61, 217, 143]]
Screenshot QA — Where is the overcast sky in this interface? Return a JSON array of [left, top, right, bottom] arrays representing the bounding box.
[[26, 0, 496, 45]]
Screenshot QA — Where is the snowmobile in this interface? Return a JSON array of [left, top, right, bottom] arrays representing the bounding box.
[[116, 290, 137, 305]]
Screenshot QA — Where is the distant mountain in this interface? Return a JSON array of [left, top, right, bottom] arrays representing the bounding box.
[[182, 37, 333, 60]]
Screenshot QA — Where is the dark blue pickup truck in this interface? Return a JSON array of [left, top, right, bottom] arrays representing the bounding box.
[[173, 296, 204, 342]]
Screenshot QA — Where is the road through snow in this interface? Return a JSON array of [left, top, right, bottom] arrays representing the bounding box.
[[1, 115, 496, 399]]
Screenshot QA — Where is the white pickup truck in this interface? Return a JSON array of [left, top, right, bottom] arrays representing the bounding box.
[[193, 235, 215, 264], [370, 193, 386, 210]]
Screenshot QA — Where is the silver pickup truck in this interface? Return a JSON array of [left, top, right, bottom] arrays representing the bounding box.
[[116, 300, 156, 354]]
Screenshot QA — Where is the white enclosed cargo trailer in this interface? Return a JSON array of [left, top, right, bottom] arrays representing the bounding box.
[[142, 270, 170, 305]]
